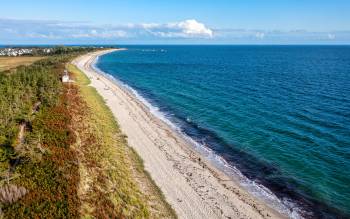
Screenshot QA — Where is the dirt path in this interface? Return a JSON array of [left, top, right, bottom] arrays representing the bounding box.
[[17, 123, 25, 145]]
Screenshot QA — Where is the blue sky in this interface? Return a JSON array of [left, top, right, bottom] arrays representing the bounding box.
[[1, 0, 350, 44]]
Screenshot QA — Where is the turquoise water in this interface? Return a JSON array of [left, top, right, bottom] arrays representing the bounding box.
[[97, 46, 350, 218]]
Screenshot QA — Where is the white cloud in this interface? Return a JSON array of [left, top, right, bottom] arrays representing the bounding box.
[[141, 19, 213, 38], [71, 30, 127, 38], [328, 33, 336, 40], [255, 32, 265, 39], [171, 19, 213, 37], [0, 18, 349, 44], [25, 32, 59, 39], [0, 18, 213, 41], [141, 23, 159, 29]]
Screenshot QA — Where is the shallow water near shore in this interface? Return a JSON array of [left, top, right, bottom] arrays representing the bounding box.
[[96, 45, 350, 218]]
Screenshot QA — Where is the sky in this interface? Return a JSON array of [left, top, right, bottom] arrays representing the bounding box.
[[1, 0, 350, 44]]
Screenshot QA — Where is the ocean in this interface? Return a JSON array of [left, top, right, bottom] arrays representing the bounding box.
[[96, 45, 350, 218]]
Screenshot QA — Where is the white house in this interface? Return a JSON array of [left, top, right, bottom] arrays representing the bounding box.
[[62, 70, 70, 83]]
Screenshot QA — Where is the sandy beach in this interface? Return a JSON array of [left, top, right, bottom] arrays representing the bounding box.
[[73, 49, 285, 219]]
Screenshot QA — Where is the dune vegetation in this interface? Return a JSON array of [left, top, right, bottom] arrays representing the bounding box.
[[0, 48, 175, 218], [67, 63, 175, 218]]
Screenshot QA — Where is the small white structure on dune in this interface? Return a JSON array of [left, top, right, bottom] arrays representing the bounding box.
[[62, 70, 70, 83]]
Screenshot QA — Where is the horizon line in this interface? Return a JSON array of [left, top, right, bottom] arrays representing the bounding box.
[[1, 43, 350, 46]]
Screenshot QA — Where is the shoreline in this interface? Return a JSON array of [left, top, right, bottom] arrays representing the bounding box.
[[73, 49, 286, 219]]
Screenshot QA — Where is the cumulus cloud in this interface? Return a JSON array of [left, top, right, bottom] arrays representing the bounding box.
[[168, 19, 213, 37], [139, 19, 213, 38]]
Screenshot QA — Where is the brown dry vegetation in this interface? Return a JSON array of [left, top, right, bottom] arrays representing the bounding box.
[[0, 57, 44, 71]]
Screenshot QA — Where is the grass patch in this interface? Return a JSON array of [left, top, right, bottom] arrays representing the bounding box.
[[68, 63, 176, 218], [0, 57, 44, 72], [67, 64, 148, 218]]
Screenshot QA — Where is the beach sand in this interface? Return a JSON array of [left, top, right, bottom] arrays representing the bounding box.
[[73, 49, 285, 219]]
